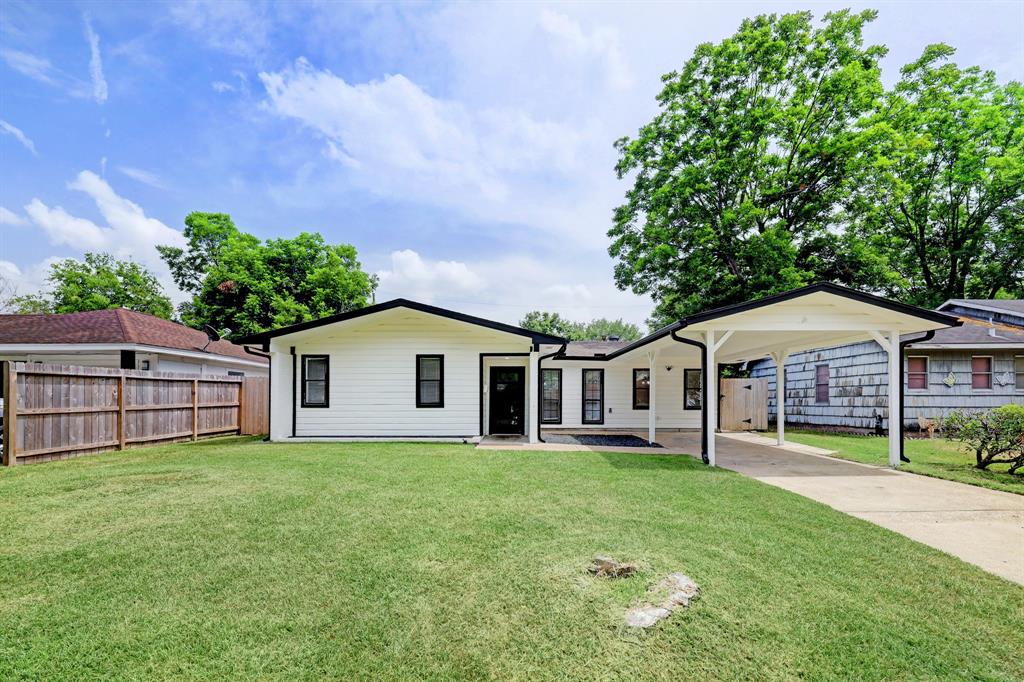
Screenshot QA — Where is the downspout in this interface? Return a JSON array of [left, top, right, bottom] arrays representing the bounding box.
[[243, 344, 271, 442], [290, 346, 297, 438], [898, 330, 935, 463], [536, 342, 567, 443], [670, 324, 709, 464]]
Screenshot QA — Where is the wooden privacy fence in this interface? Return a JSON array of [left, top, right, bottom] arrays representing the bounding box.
[[2, 362, 269, 466]]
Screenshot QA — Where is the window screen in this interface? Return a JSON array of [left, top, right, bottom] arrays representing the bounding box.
[[971, 356, 992, 389], [302, 355, 329, 407], [416, 355, 444, 407], [542, 368, 562, 423], [582, 369, 604, 424], [633, 369, 650, 410], [815, 365, 829, 404]]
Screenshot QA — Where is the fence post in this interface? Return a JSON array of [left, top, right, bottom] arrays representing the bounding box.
[[3, 362, 16, 466], [191, 379, 199, 441], [117, 374, 126, 450]]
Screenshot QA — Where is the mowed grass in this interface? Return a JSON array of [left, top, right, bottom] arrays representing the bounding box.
[[771, 430, 1024, 495], [1, 439, 1022, 681]]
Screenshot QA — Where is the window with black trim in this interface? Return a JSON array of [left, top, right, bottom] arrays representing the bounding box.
[[416, 354, 444, 407], [632, 368, 650, 410], [541, 368, 562, 423], [582, 369, 604, 424], [815, 364, 829, 404], [684, 369, 702, 410], [301, 355, 329, 407], [907, 356, 928, 391]]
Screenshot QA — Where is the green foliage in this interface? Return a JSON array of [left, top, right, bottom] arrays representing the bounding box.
[[610, 10, 890, 325], [8, 253, 173, 318], [852, 45, 1024, 306], [519, 311, 642, 341], [162, 219, 378, 337], [941, 405, 1024, 474]]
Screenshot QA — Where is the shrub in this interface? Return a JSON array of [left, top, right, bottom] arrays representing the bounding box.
[[940, 405, 1024, 474]]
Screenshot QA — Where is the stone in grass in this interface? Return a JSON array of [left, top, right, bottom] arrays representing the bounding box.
[[624, 573, 700, 628], [588, 555, 637, 578]]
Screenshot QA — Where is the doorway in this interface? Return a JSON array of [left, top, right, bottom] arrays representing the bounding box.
[[489, 366, 525, 435]]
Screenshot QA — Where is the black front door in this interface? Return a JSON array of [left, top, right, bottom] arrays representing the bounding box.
[[489, 366, 525, 435]]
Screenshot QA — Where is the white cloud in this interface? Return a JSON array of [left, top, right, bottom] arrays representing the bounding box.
[[83, 16, 108, 103], [538, 9, 631, 90], [118, 166, 165, 189], [211, 80, 234, 92], [0, 48, 59, 86], [0, 118, 37, 155], [0, 206, 29, 226], [169, 1, 270, 58], [20, 171, 186, 298], [0, 257, 64, 301], [260, 59, 611, 243], [376, 249, 486, 301]]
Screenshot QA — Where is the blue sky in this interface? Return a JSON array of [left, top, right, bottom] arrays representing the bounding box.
[[1, 1, 1021, 327]]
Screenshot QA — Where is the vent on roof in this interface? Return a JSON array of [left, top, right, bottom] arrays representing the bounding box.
[[606, 335, 621, 342]]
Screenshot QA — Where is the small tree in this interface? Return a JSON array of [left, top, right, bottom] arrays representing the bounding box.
[[940, 405, 1024, 474]]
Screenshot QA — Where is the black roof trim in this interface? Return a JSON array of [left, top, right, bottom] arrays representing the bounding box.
[[586, 283, 961, 361], [237, 298, 566, 345]]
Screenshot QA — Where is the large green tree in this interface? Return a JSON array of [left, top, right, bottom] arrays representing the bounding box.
[[519, 311, 642, 341], [7, 253, 174, 318], [160, 214, 378, 337], [609, 10, 892, 325], [851, 45, 1024, 305]]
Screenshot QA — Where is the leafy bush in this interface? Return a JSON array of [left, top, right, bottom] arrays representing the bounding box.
[[940, 405, 1024, 474]]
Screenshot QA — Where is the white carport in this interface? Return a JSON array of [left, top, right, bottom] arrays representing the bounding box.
[[572, 284, 959, 468]]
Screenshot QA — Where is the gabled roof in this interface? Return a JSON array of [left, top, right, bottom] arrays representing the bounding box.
[[0, 308, 265, 363], [237, 298, 566, 345], [938, 299, 1024, 318], [567, 283, 962, 360]]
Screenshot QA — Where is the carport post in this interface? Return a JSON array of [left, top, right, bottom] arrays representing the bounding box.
[[528, 350, 540, 444], [770, 350, 788, 446], [705, 331, 717, 467], [888, 330, 901, 468]]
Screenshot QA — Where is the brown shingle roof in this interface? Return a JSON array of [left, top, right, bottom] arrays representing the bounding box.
[[925, 316, 1024, 346], [0, 309, 266, 363]]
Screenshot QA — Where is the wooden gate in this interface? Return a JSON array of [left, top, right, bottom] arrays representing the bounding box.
[[720, 377, 768, 431]]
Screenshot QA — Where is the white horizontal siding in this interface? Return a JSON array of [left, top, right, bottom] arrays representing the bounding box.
[[541, 360, 701, 430], [268, 310, 534, 438]]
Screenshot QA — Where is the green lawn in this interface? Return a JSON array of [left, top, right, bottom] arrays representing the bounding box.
[[1, 439, 1021, 680], [771, 430, 1024, 495]]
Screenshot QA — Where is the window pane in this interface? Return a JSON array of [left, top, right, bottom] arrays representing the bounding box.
[[908, 374, 927, 390], [419, 357, 441, 380], [972, 357, 992, 389], [306, 380, 325, 404], [583, 370, 602, 422], [815, 365, 829, 403], [542, 369, 561, 421], [306, 357, 327, 381], [684, 369, 701, 409], [971, 356, 991, 373], [1017, 357, 1024, 389], [685, 370, 701, 389], [908, 357, 927, 373], [634, 369, 650, 408], [419, 381, 440, 404]]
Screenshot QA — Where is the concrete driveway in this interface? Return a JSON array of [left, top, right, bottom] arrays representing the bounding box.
[[657, 432, 1024, 585]]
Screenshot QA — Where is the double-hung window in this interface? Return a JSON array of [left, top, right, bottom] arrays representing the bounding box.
[[632, 369, 650, 410], [301, 355, 329, 408], [582, 369, 604, 424], [815, 365, 830, 404], [1016, 356, 1024, 391], [683, 369, 702, 410], [907, 356, 929, 390], [971, 356, 993, 390], [541, 368, 562, 423], [416, 355, 444, 407]]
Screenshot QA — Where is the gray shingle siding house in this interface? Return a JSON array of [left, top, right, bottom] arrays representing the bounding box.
[[748, 299, 1024, 431]]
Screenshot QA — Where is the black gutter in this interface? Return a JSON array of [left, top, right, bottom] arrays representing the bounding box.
[[243, 344, 272, 441], [290, 346, 297, 438], [670, 326, 709, 463], [898, 330, 935, 463], [536, 342, 567, 443]]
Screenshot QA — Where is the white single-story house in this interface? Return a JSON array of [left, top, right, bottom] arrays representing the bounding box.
[[0, 308, 268, 376], [239, 283, 960, 467]]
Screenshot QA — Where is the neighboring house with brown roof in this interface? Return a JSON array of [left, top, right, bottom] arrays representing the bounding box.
[[0, 308, 268, 376], [749, 299, 1024, 431]]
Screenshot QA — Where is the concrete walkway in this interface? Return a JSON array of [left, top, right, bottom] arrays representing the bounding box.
[[659, 432, 1024, 585], [478, 432, 1024, 584]]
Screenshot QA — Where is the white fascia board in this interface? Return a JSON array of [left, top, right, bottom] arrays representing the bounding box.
[[0, 343, 267, 367]]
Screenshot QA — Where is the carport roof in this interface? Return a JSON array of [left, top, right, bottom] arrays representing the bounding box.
[[566, 283, 961, 362]]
